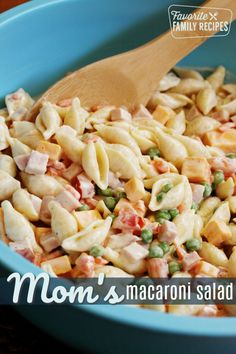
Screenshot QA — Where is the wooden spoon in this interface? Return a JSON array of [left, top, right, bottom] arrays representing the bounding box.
[[29, 0, 236, 119]]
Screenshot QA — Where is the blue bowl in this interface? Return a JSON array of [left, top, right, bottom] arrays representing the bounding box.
[[1, 1, 236, 353]]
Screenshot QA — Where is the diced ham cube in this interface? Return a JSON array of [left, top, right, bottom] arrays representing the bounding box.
[[55, 189, 80, 212], [75, 173, 95, 198], [47, 160, 66, 176], [75, 253, 95, 277], [147, 258, 169, 278], [158, 220, 177, 244], [62, 163, 82, 181], [9, 239, 35, 263], [190, 183, 205, 204], [40, 196, 55, 223], [182, 251, 201, 271], [121, 242, 149, 263], [65, 184, 80, 200], [14, 153, 30, 171], [25, 150, 49, 175], [40, 232, 60, 252], [30, 194, 42, 215], [111, 108, 132, 122], [133, 104, 153, 119], [211, 109, 230, 123], [106, 233, 139, 249], [112, 209, 145, 233], [108, 171, 123, 189], [208, 157, 236, 176], [152, 159, 170, 173]]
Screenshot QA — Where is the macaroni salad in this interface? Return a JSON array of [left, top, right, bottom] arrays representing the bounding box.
[[1, 66, 236, 316]]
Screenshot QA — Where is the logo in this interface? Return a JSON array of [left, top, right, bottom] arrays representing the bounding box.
[[168, 4, 232, 38]]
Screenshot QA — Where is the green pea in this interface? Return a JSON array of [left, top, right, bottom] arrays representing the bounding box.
[[169, 208, 179, 219], [149, 245, 164, 258], [77, 204, 90, 211], [147, 147, 160, 160], [114, 190, 127, 199], [154, 210, 171, 222], [96, 187, 113, 197], [159, 242, 170, 254], [161, 183, 173, 193], [226, 153, 236, 159], [214, 170, 224, 187], [156, 192, 165, 202], [191, 202, 198, 210], [141, 229, 153, 244], [90, 245, 104, 257], [202, 183, 212, 198], [168, 261, 181, 275], [185, 238, 202, 252], [104, 197, 117, 211]]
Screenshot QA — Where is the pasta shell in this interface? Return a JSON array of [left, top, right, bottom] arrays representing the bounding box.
[[0, 155, 16, 177], [174, 67, 204, 81], [153, 127, 188, 168], [148, 92, 192, 110], [105, 144, 143, 179], [173, 134, 210, 158], [10, 121, 43, 149], [174, 209, 195, 245], [0, 117, 10, 151], [1, 200, 41, 253], [196, 87, 217, 115], [85, 106, 114, 129], [12, 189, 41, 222], [62, 217, 112, 252], [149, 174, 191, 211], [55, 125, 84, 163], [64, 97, 88, 134], [207, 66, 225, 91], [95, 124, 141, 156], [0, 170, 20, 201], [36, 102, 61, 140], [166, 110, 186, 135], [184, 116, 220, 138], [130, 128, 156, 152], [169, 78, 206, 95], [20, 172, 63, 198], [8, 137, 31, 158], [156, 72, 180, 91], [82, 142, 109, 190], [48, 201, 78, 243]]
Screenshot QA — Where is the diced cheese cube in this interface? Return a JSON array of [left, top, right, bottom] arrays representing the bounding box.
[[203, 129, 236, 153], [36, 140, 61, 161], [203, 219, 231, 246], [124, 177, 146, 202], [74, 210, 102, 229], [152, 105, 175, 125], [35, 227, 52, 243], [41, 255, 72, 275], [181, 157, 211, 183]]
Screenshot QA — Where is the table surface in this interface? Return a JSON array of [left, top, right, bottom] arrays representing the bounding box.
[[0, 2, 88, 353]]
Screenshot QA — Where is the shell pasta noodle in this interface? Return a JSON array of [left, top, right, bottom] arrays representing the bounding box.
[[1, 65, 236, 317]]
